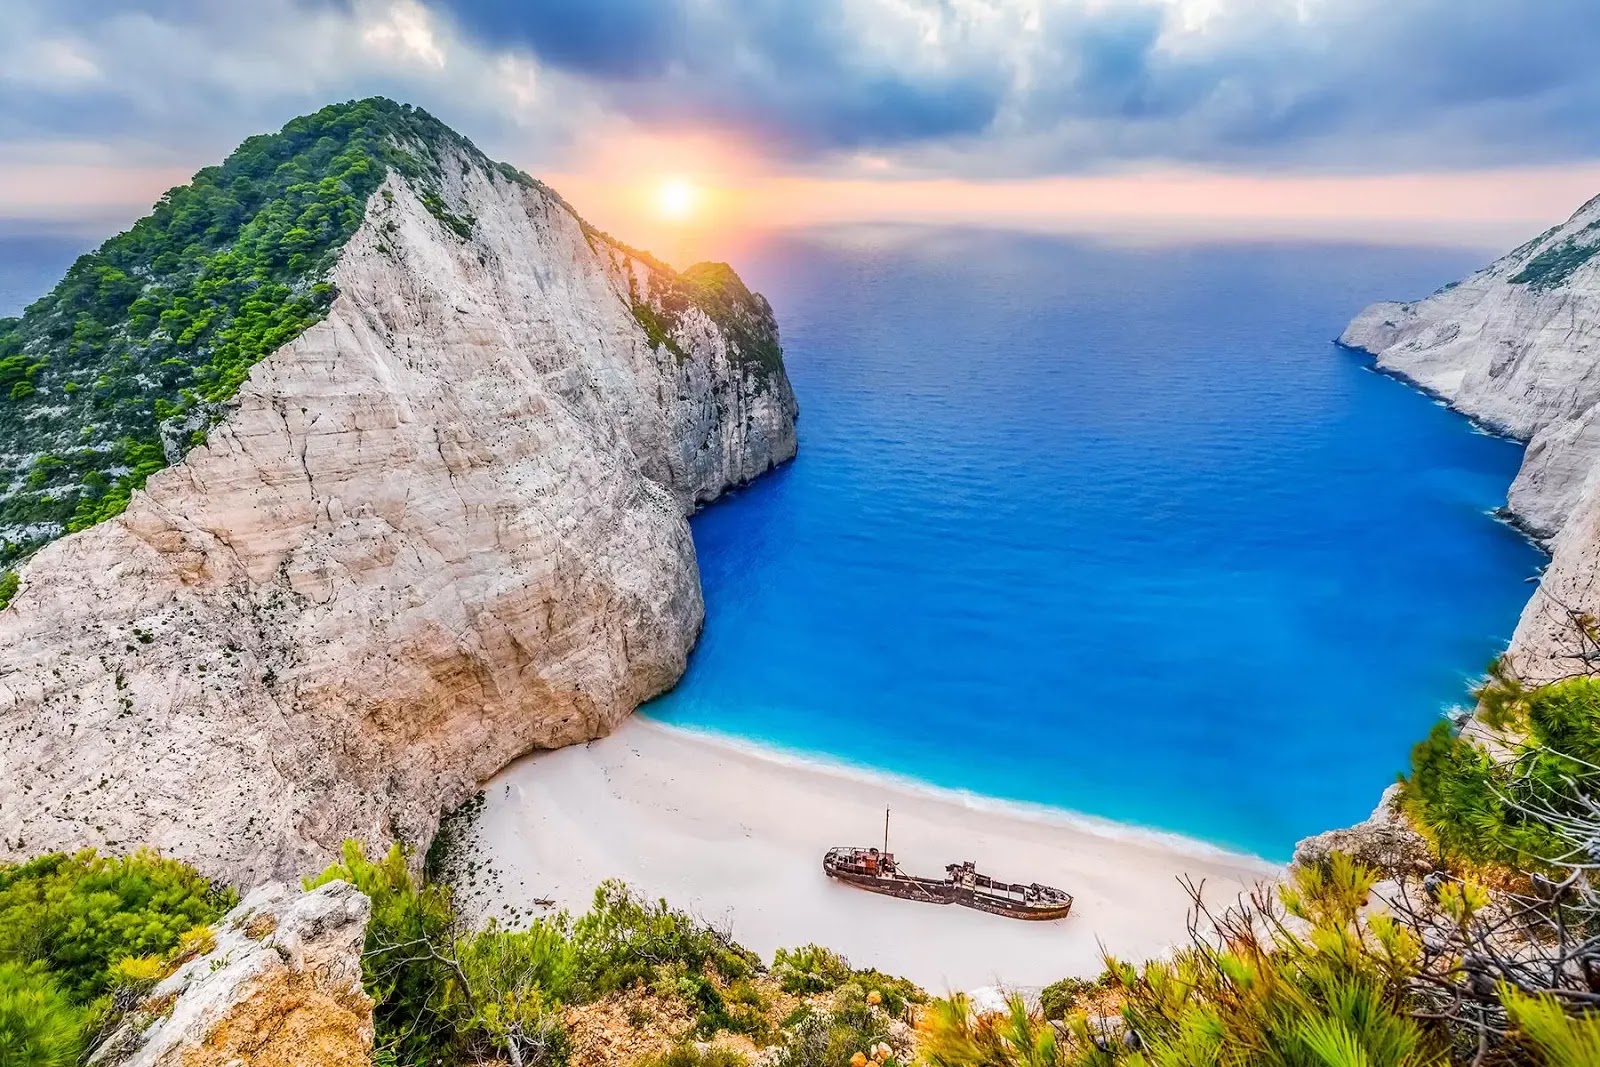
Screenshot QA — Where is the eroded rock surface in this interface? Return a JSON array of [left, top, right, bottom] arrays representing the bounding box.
[[92, 880, 373, 1067], [1291, 784, 1434, 877], [0, 150, 797, 884]]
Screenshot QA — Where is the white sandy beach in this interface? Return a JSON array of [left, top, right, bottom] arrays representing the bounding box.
[[458, 716, 1282, 992]]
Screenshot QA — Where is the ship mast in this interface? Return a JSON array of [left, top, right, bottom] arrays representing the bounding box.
[[883, 805, 890, 854]]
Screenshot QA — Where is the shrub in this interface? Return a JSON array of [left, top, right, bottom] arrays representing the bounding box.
[[1404, 675, 1600, 869], [104, 955, 168, 992], [571, 881, 758, 999], [773, 998, 904, 1067], [307, 842, 460, 1065], [638, 1042, 748, 1067], [0, 849, 230, 1003], [0, 962, 84, 1067], [451, 920, 578, 1066], [773, 944, 853, 995], [918, 857, 1445, 1067], [1037, 975, 1100, 1021], [1502, 989, 1600, 1066]]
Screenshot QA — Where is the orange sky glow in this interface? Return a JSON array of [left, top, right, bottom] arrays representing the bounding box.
[[8, 128, 1600, 267]]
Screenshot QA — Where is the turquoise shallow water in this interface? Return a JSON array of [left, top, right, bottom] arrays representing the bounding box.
[[645, 227, 1545, 861]]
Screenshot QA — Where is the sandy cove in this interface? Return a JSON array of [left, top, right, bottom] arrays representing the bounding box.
[[456, 716, 1282, 992]]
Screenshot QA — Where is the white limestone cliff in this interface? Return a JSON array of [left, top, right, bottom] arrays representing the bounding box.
[[1341, 195, 1600, 682], [0, 150, 797, 885]]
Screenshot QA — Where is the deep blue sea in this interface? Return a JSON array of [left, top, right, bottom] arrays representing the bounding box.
[[644, 227, 1544, 861], [0, 227, 1543, 862]]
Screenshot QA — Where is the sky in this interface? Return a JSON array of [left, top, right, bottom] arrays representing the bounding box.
[[6, 0, 1600, 254]]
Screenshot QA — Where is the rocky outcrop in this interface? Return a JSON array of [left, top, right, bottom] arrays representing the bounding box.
[[1290, 784, 1434, 877], [1341, 195, 1600, 682], [0, 143, 797, 884], [92, 880, 373, 1067]]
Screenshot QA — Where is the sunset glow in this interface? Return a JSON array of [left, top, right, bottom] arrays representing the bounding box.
[[655, 178, 700, 222]]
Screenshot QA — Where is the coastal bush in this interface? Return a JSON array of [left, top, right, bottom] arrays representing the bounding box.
[[571, 880, 759, 1000], [918, 993, 1061, 1067], [307, 841, 464, 1064], [0, 849, 229, 1003], [0, 570, 17, 610], [773, 944, 855, 995], [0, 851, 228, 1066], [1403, 674, 1600, 870], [0, 962, 84, 1067], [1510, 231, 1600, 290], [918, 857, 1448, 1067], [1037, 975, 1104, 1021], [1501, 989, 1600, 1066], [774, 998, 904, 1067], [309, 845, 788, 1065]]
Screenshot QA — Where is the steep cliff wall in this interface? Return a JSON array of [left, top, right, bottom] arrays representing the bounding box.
[[1341, 197, 1600, 683], [0, 138, 797, 884]]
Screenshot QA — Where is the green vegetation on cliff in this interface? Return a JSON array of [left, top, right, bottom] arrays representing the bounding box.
[[1404, 673, 1600, 870], [0, 850, 233, 1066], [585, 228, 786, 389], [0, 98, 786, 582], [0, 97, 490, 570], [1509, 224, 1600, 290]]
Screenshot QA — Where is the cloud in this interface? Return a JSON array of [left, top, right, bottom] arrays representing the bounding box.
[[427, 0, 1600, 173], [0, 0, 600, 169], [4, 0, 1600, 233]]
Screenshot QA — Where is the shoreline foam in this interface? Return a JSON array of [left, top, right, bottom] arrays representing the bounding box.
[[646, 717, 1273, 866], [458, 716, 1282, 991]]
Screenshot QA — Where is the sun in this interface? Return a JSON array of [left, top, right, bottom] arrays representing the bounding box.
[[655, 177, 700, 222]]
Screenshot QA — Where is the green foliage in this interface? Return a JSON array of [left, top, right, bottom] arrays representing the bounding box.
[[1511, 228, 1600, 290], [0, 851, 225, 1067], [0, 849, 229, 1004], [773, 943, 854, 995], [921, 857, 1446, 1067], [1403, 676, 1600, 869], [448, 920, 577, 1066], [307, 841, 462, 1065], [571, 880, 759, 1000], [0, 97, 488, 569], [589, 228, 784, 387], [773, 990, 906, 1067], [919, 993, 1060, 1067], [680, 262, 787, 384], [637, 1042, 749, 1067], [0, 962, 84, 1067], [314, 846, 767, 1066], [1502, 988, 1600, 1067], [1038, 976, 1103, 1022], [420, 192, 476, 239], [0, 570, 17, 611]]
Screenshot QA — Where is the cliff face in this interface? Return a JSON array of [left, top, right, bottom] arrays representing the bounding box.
[[1341, 196, 1600, 682], [0, 141, 797, 884]]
